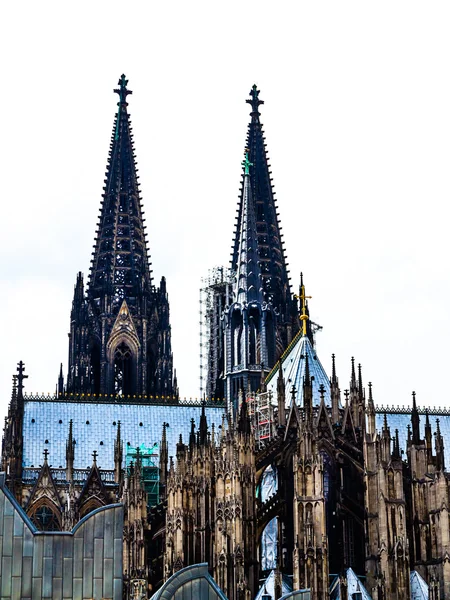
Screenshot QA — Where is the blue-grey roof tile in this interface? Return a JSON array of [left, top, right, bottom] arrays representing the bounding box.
[[375, 410, 450, 467], [266, 335, 334, 408], [23, 401, 225, 470]]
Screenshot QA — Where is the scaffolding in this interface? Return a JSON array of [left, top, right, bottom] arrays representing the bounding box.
[[199, 267, 234, 399], [247, 390, 275, 445], [126, 443, 160, 507]]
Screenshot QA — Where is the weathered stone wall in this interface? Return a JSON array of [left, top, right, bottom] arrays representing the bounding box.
[[0, 473, 123, 600]]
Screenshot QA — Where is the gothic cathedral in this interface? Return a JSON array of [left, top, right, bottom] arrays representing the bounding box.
[[2, 76, 450, 600]]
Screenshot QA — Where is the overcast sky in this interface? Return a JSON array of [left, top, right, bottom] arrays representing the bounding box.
[[1, 2, 449, 426]]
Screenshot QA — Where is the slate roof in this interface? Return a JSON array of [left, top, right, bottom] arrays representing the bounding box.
[[266, 334, 333, 408], [22, 400, 226, 470], [255, 570, 293, 600], [410, 570, 428, 600], [375, 410, 450, 466], [330, 568, 372, 600]]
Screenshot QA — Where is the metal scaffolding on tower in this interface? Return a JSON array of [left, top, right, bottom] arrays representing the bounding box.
[[199, 267, 234, 399], [247, 390, 275, 445]]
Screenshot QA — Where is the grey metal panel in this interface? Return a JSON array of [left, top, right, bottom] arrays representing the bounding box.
[[82, 557, 93, 599], [0, 485, 4, 523], [42, 556, 53, 597], [94, 511, 104, 539], [93, 537, 103, 578], [33, 535, 44, 577], [114, 505, 123, 541], [11, 576, 21, 600], [52, 536, 63, 577], [63, 535, 73, 559], [190, 578, 201, 599], [13, 510, 23, 537], [43, 534, 53, 558], [21, 556, 33, 598], [113, 538, 122, 578], [150, 564, 228, 600], [72, 577, 82, 600], [12, 535, 23, 576], [52, 577, 62, 600], [73, 536, 83, 578], [4, 494, 14, 516], [23, 527, 33, 557], [103, 558, 113, 598], [93, 578, 103, 600], [62, 557, 73, 599], [3, 516, 13, 557], [113, 577, 122, 600], [0, 485, 123, 600], [83, 516, 94, 558], [103, 505, 114, 559], [32, 576, 43, 600], [1, 556, 12, 596]]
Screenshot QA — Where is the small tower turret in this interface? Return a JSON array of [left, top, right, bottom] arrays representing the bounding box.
[[66, 419, 75, 483]]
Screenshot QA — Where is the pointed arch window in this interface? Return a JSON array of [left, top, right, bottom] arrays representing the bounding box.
[[29, 502, 61, 531], [114, 341, 133, 396], [80, 498, 103, 519]]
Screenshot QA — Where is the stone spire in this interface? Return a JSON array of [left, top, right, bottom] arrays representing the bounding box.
[[66, 76, 177, 398], [231, 85, 294, 328], [88, 74, 151, 302], [234, 150, 263, 305]]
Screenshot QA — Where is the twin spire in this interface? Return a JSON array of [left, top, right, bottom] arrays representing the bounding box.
[[234, 150, 262, 305], [88, 75, 152, 304], [232, 85, 291, 314]]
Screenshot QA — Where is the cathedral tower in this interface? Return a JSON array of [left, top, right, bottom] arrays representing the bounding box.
[[223, 86, 297, 409], [66, 75, 176, 398]]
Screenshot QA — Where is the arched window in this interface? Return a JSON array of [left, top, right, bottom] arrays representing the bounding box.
[[80, 498, 103, 519], [114, 341, 133, 396], [90, 340, 101, 395], [260, 517, 277, 572], [29, 501, 61, 531]]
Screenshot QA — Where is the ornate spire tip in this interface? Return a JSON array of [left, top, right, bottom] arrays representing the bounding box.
[[246, 84, 264, 117], [114, 74, 132, 104]]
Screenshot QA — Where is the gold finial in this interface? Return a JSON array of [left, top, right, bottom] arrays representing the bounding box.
[[294, 275, 311, 336]]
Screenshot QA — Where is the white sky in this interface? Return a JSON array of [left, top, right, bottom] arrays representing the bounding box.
[[1, 2, 450, 427]]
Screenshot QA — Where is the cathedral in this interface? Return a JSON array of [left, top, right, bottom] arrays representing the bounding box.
[[1, 76, 450, 600]]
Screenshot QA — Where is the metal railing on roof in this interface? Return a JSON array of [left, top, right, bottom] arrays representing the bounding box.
[[23, 392, 226, 408], [375, 404, 450, 415]]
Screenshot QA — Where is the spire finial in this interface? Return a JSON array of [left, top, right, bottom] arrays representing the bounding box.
[[17, 361, 28, 398], [43, 448, 49, 463], [358, 363, 364, 400], [304, 353, 311, 387], [350, 357, 356, 389], [242, 148, 253, 176], [319, 383, 326, 404], [294, 278, 312, 337], [290, 384, 297, 405], [92, 450, 98, 464], [246, 84, 264, 119], [114, 74, 132, 105], [331, 353, 336, 378]]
